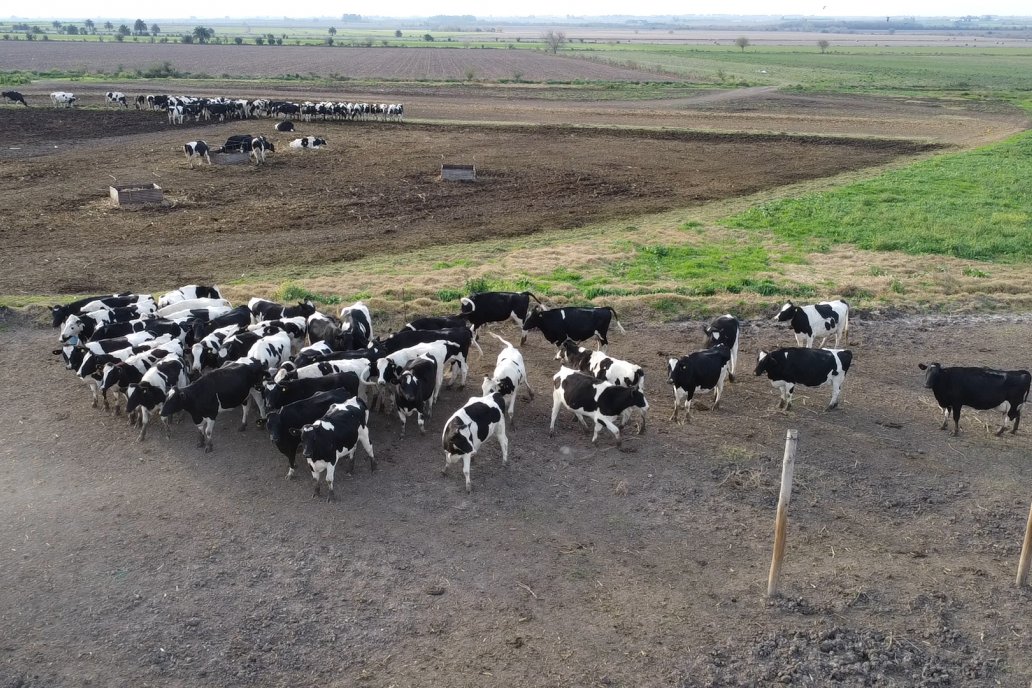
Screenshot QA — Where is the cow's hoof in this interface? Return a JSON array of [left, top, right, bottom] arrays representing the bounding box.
[[204, 445, 213, 454], [465, 484, 472, 494], [237, 424, 247, 432], [826, 403, 838, 411], [255, 418, 266, 428]]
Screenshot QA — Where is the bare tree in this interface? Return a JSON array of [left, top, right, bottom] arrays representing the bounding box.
[[734, 36, 750, 52], [543, 29, 567, 54], [817, 39, 830, 53]]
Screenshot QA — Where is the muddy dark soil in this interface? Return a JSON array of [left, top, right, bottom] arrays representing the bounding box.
[[2, 313, 1032, 687]]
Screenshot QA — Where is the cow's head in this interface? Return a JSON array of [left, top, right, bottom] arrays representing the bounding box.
[[266, 411, 283, 443], [775, 302, 798, 322], [520, 306, 544, 345], [754, 350, 777, 376], [459, 297, 475, 314], [161, 387, 185, 417], [51, 305, 67, 328], [918, 362, 942, 389], [554, 337, 579, 362], [667, 358, 681, 385]]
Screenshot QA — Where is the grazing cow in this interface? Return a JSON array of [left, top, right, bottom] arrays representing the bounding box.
[[248, 297, 316, 322], [299, 398, 376, 500], [51, 293, 134, 328], [2, 91, 27, 106], [918, 363, 1031, 436], [459, 291, 541, 330], [263, 371, 362, 413], [289, 136, 327, 150], [555, 337, 644, 391], [275, 120, 295, 132], [183, 141, 211, 165], [50, 92, 76, 108], [125, 356, 191, 441], [105, 91, 128, 108], [161, 358, 268, 452], [754, 348, 853, 411], [521, 306, 625, 349], [550, 368, 649, 447], [703, 314, 740, 380], [250, 136, 274, 164], [395, 354, 438, 435], [441, 393, 509, 493], [666, 346, 733, 424], [339, 301, 373, 343], [158, 285, 223, 309], [156, 298, 230, 318], [268, 387, 356, 478], [480, 334, 533, 427], [776, 300, 850, 348]]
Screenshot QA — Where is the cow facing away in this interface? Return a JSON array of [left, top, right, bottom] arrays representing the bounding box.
[[703, 314, 740, 380], [441, 393, 509, 493], [184, 141, 211, 165], [776, 300, 850, 348], [666, 345, 733, 424], [481, 333, 534, 427], [919, 363, 1031, 436], [755, 348, 852, 411]]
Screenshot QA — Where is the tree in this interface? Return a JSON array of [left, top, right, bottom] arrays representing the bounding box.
[[254, 36, 264, 45], [234, 36, 243, 44], [65, 25, 80, 35], [84, 19, 95, 34], [734, 36, 750, 52], [52, 20, 62, 30], [192, 26, 214, 43], [150, 23, 160, 36], [181, 34, 193, 44], [104, 21, 113, 32], [79, 27, 88, 35], [817, 39, 830, 53], [542, 29, 567, 54], [133, 19, 146, 36], [328, 26, 336, 36], [423, 33, 434, 42], [118, 24, 131, 37], [394, 29, 402, 37]]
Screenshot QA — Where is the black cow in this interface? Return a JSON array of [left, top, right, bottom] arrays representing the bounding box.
[[161, 358, 268, 452], [918, 363, 1031, 436], [459, 291, 541, 329], [221, 134, 255, 153], [521, 306, 625, 349], [217, 330, 264, 367], [550, 368, 648, 446], [51, 293, 133, 328], [395, 354, 438, 435], [404, 314, 481, 356], [666, 346, 733, 424], [299, 398, 376, 500], [263, 371, 362, 412], [248, 298, 316, 322], [275, 120, 295, 132], [754, 348, 853, 411], [703, 314, 740, 381], [267, 387, 356, 478], [441, 393, 508, 493], [2, 91, 27, 106], [189, 306, 252, 344]]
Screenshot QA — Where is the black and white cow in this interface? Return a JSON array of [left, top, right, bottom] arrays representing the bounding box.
[[299, 398, 376, 500], [248, 316, 307, 350], [51, 293, 134, 328], [394, 354, 438, 435], [339, 301, 373, 344], [105, 91, 128, 108], [161, 286, 224, 311], [441, 393, 509, 493], [53, 330, 160, 373], [245, 331, 292, 375], [88, 317, 182, 344], [460, 291, 541, 330], [550, 368, 649, 446], [918, 363, 1031, 436], [373, 342, 450, 406], [248, 298, 316, 322], [183, 141, 211, 165], [263, 371, 362, 413], [268, 387, 356, 478], [275, 120, 295, 132], [161, 358, 269, 452], [555, 337, 644, 391], [2, 91, 27, 106], [404, 314, 481, 356], [754, 348, 853, 411], [124, 356, 191, 441], [522, 306, 625, 350], [216, 330, 264, 367], [666, 346, 733, 424], [76, 337, 174, 408], [250, 136, 274, 164], [191, 324, 247, 373], [188, 305, 251, 344], [99, 340, 183, 413], [480, 334, 533, 427], [703, 314, 740, 380], [306, 312, 342, 346], [776, 300, 850, 349], [76, 293, 155, 314], [50, 92, 76, 108], [156, 297, 230, 318], [289, 136, 327, 150], [60, 303, 158, 342], [164, 306, 234, 326]]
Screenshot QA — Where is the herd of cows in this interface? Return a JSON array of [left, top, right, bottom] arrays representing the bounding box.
[[50, 287, 1031, 498]]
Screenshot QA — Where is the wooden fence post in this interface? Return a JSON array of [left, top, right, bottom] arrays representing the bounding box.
[[767, 429, 798, 597], [1016, 500, 1032, 587]]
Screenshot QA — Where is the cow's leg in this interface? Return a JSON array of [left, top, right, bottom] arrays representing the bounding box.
[[360, 427, 377, 471], [548, 394, 562, 437], [138, 408, 149, 442], [203, 418, 215, 453], [417, 405, 427, 435], [951, 406, 962, 436], [325, 461, 337, 501], [522, 375, 535, 400], [496, 419, 508, 465], [714, 367, 729, 410], [669, 389, 680, 423], [1012, 408, 1022, 435], [827, 373, 843, 411], [238, 397, 250, 432], [397, 408, 407, 436], [506, 393, 517, 430], [286, 449, 297, 479], [311, 467, 323, 498], [462, 453, 473, 493], [996, 401, 1013, 436], [784, 385, 795, 411], [940, 406, 950, 431]]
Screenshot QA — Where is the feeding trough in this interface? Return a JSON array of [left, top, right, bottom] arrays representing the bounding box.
[[441, 163, 476, 182], [212, 134, 256, 165], [211, 151, 251, 165], [109, 182, 163, 206]]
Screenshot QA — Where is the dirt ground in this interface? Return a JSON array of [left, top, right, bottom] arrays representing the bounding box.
[[0, 106, 934, 296], [2, 311, 1032, 687]]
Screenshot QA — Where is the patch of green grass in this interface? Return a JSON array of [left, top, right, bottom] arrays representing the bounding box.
[[726, 131, 1032, 262], [963, 266, 990, 278], [869, 266, 887, 276], [278, 282, 342, 305], [680, 220, 704, 230]]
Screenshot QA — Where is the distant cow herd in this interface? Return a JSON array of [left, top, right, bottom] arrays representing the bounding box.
[[50, 287, 1031, 499]]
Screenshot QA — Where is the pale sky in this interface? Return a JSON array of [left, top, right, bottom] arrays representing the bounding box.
[[7, 0, 1030, 20]]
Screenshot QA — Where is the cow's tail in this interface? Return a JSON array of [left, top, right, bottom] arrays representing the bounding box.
[[609, 307, 626, 334], [488, 332, 514, 350], [840, 300, 850, 342], [523, 291, 542, 305]]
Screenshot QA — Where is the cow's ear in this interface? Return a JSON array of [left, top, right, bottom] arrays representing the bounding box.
[[918, 363, 928, 370]]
